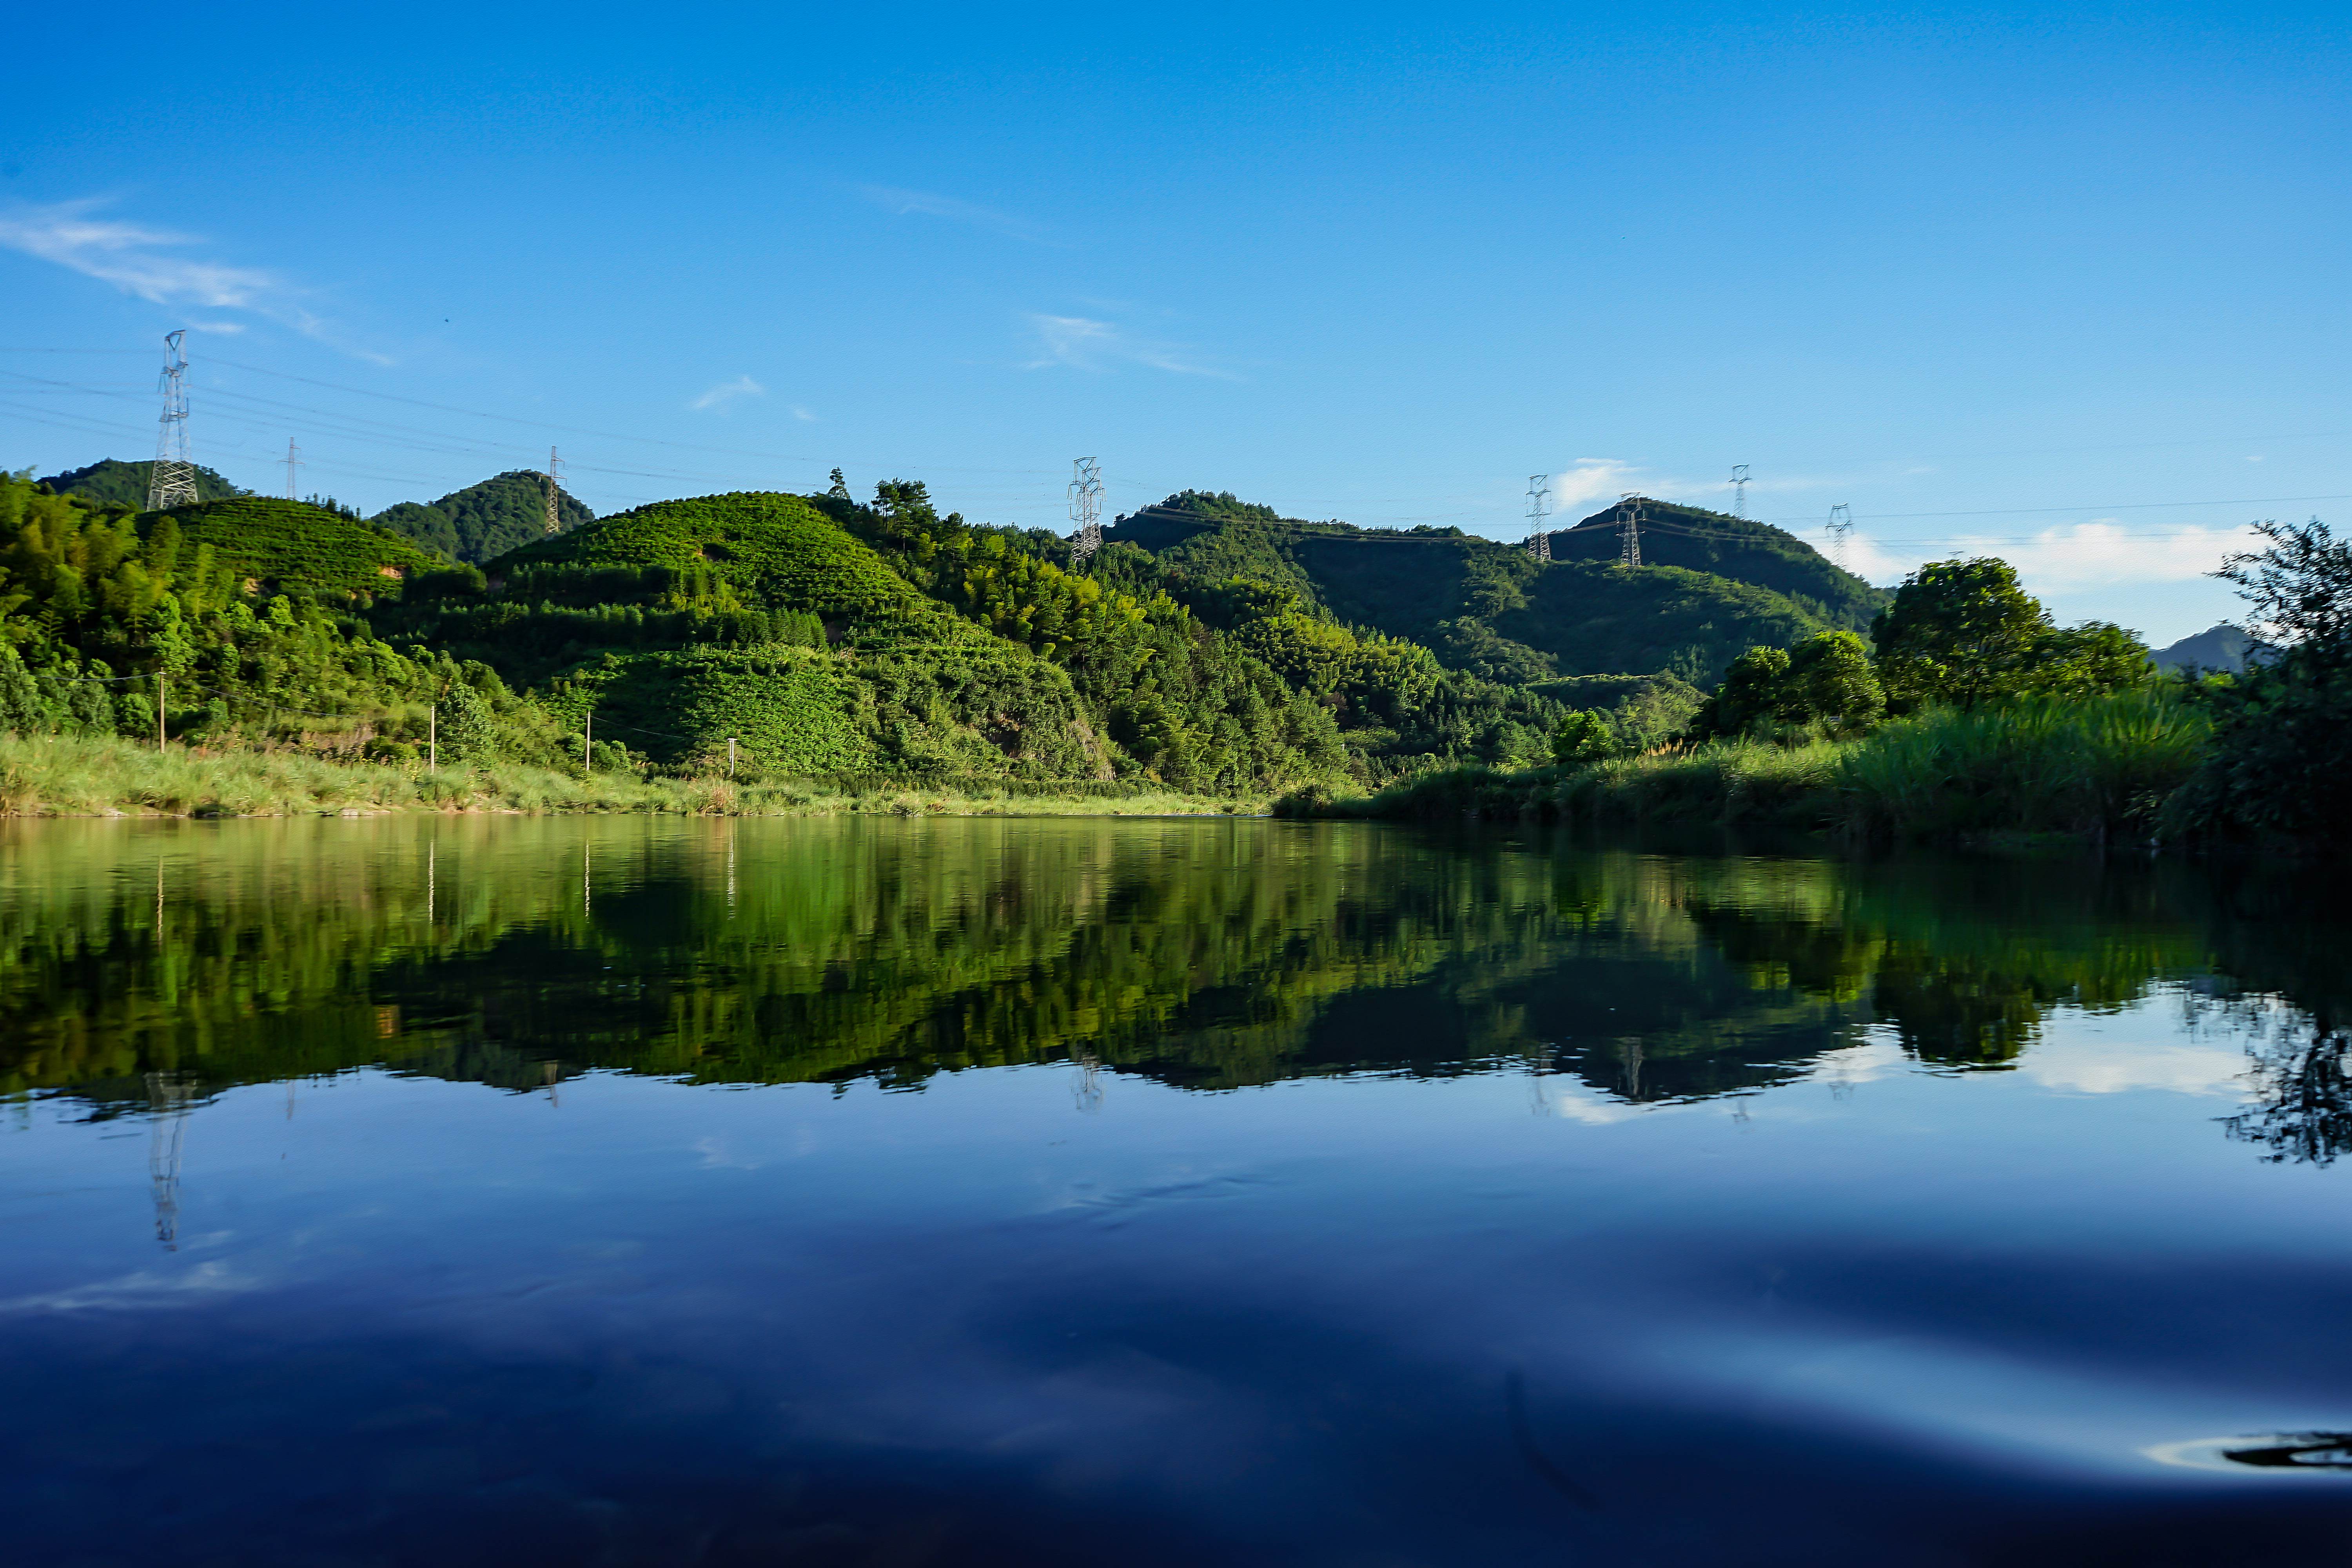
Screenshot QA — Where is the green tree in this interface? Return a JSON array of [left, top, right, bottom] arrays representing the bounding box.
[[1550, 709, 1619, 765], [1691, 645, 1792, 738], [1785, 630, 1885, 732], [1871, 558, 2047, 708]]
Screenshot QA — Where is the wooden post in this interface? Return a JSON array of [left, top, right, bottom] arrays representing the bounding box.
[[428, 704, 437, 775], [155, 674, 165, 754]]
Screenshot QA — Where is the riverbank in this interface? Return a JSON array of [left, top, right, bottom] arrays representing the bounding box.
[[1278, 691, 2212, 842], [0, 736, 1262, 818]]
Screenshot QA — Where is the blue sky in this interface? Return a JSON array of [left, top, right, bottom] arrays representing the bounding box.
[[2, 2, 2344, 644]]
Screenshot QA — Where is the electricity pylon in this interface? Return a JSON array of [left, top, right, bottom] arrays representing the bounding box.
[[1616, 493, 1644, 567], [147, 331, 198, 511], [283, 439, 303, 501], [1067, 457, 1103, 566], [1728, 465, 1750, 518], [1524, 474, 1552, 561], [1826, 503, 1853, 569], [543, 447, 565, 534]]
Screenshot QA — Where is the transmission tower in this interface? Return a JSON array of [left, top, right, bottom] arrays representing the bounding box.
[[1616, 493, 1644, 567], [1067, 457, 1103, 566], [147, 330, 198, 511], [282, 438, 303, 501], [1523, 473, 1552, 561], [543, 446, 564, 535], [1826, 503, 1853, 569], [1728, 465, 1750, 518]]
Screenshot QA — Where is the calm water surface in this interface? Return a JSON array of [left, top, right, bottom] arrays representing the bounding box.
[[4, 817, 2351, 1565]]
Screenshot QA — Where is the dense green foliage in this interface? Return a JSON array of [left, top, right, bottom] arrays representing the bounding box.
[[1108, 490, 1852, 687], [370, 470, 593, 561], [1691, 630, 1885, 739], [162, 495, 442, 597], [1873, 557, 2152, 708], [37, 458, 245, 508], [2168, 519, 2352, 850]]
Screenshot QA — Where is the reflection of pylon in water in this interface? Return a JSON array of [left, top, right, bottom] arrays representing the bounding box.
[[145, 1071, 194, 1250], [1071, 1048, 1103, 1112], [1617, 1038, 1644, 1100], [543, 1058, 562, 1109], [1529, 1041, 1555, 1117]]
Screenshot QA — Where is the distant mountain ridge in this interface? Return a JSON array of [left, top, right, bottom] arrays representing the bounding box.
[[2153, 623, 2263, 674], [1102, 490, 1855, 685]]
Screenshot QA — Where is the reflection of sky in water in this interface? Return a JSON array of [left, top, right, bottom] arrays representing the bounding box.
[[3, 820, 2351, 1564]]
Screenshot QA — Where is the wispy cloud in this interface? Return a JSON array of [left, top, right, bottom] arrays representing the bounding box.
[[0, 198, 384, 361], [858, 185, 1048, 242], [1023, 314, 1238, 380], [789, 404, 816, 422], [690, 374, 766, 412]]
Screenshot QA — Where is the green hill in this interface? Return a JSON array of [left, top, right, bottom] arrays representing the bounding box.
[[155, 496, 441, 598], [1546, 499, 1885, 630], [1103, 492, 1839, 685], [371, 470, 592, 562], [39, 458, 245, 509]]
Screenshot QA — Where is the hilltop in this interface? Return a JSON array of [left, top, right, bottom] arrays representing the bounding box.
[[1546, 499, 1884, 631], [39, 458, 246, 509], [157, 496, 441, 597], [372, 470, 593, 562]]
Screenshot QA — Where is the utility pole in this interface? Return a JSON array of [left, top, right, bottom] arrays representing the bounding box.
[[583, 708, 593, 775], [728, 736, 737, 779], [1617, 493, 1644, 568], [147, 330, 198, 511], [1728, 465, 1750, 519], [155, 673, 166, 753], [544, 446, 564, 535], [283, 439, 303, 501], [1067, 457, 1103, 566], [428, 704, 437, 776], [1523, 474, 1552, 561], [1826, 503, 1853, 570]]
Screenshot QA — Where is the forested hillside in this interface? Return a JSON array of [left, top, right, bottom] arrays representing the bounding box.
[[371, 470, 593, 561], [1546, 499, 1885, 631], [39, 458, 246, 508], [1101, 490, 1846, 686], [2, 459, 1896, 794]]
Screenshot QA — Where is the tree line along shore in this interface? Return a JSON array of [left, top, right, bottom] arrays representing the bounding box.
[[0, 461, 2335, 845]]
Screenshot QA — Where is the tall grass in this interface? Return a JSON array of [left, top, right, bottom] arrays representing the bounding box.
[[1281, 689, 2214, 842], [0, 736, 1260, 818], [1839, 690, 2210, 840]]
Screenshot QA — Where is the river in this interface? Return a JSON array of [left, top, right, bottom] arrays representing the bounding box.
[[3, 816, 2348, 1564]]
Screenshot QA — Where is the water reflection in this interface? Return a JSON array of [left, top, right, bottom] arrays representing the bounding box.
[[2, 818, 2347, 1161]]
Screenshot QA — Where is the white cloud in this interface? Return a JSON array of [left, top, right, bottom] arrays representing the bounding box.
[[857, 184, 1046, 242], [1933, 520, 2261, 594], [0, 1260, 258, 1314], [2020, 1038, 2248, 1097], [690, 374, 766, 412], [1545, 459, 1644, 509], [1025, 314, 1238, 379], [789, 404, 816, 422], [0, 198, 383, 360]]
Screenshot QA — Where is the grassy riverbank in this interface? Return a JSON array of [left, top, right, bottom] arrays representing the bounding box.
[[0, 736, 1261, 818], [1279, 691, 2212, 842]]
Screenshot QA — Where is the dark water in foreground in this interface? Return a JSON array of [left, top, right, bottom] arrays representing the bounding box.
[[5, 818, 2352, 1566]]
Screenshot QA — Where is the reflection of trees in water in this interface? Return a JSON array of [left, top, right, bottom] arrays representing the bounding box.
[[2226, 1028, 2352, 1166], [9, 818, 2352, 1167]]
